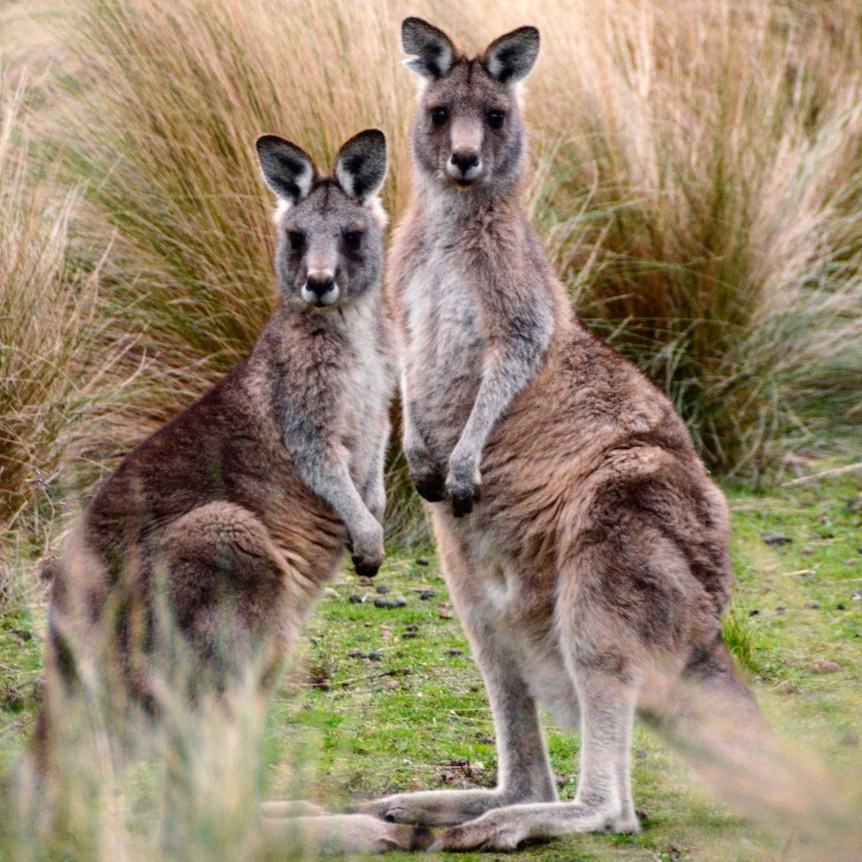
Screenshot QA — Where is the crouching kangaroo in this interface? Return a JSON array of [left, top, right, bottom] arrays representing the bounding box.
[[356, 19, 779, 851], [25, 130, 428, 853]]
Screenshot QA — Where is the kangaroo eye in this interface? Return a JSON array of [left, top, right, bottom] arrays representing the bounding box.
[[344, 231, 363, 252], [286, 231, 305, 252], [430, 106, 449, 128], [486, 109, 505, 130]]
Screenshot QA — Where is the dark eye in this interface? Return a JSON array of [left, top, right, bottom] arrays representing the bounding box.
[[486, 109, 505, 130], [286, 231, 304, 252], [430, 106, 449, 128], [344, 231, 363, 252]]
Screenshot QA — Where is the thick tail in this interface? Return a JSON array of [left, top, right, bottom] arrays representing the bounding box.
[[645, 637, 861, 860]]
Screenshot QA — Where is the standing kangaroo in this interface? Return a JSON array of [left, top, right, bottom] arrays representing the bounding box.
[[357, 19, 767, 851], [25, 130, 429, 853]]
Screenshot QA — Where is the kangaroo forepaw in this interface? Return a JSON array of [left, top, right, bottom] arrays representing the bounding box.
[[450, 483, 481, 517], [352, 553, 380, 578]]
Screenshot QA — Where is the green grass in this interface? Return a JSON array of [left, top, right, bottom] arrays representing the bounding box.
[[3, 468, 860, 860]]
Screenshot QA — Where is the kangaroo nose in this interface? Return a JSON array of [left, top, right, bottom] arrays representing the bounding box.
[[450, 150, 480, 175], [303, 272, 338, 306]]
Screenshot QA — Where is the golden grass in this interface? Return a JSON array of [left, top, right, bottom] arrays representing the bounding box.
[[1, 0, 860, 530]]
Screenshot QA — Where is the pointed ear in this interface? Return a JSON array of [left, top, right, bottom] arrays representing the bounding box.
[[401, 17, 457, 80], [483, 26, 540, 84], [256, 135, 316, 205], [334, 129, 387, 204]]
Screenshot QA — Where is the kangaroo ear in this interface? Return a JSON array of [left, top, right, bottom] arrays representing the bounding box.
[[334, 129, 387, 204], [483, 26, 540, 84], [256, 135, 316, 205], [402, 17, 456, 80]]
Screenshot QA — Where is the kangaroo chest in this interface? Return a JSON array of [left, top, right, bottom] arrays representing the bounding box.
[[401, 248, 486, 457]]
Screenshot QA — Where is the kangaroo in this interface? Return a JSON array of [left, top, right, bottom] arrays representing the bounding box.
[[355, 18, 773, 851], [23, 130, 429, 853]]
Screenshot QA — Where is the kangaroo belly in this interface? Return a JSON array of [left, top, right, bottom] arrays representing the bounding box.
[[437, 516, 581, 731]]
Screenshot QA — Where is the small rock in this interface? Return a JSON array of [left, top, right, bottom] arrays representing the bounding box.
[[812, 659, 841, 674], [348, 649, 367, 659], [762, 532, 792, 546], [800, 546, 815, 555], [402, 631, 419, 639], [438, 601, 454, 619], [349, 593, 364, 604], [416, 556, 430, 566], [419, 589, 436, 601], [375, 584, 390, 594], [837, 603, 846, 610], [357, 576, 375, 587], [368, 651, 384, 662], [748, 609, 761, 617], [445, 648, 463, 657], [374, 597, 406, 609]]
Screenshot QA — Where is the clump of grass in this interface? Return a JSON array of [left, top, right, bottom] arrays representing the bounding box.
[[519, 0, 862, 477], [0, 70, 120, 554]]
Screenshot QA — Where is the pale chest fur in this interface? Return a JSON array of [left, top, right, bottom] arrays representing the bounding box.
[[399, 242, 486, 459]]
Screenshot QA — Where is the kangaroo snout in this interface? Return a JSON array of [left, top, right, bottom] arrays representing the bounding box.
[[448, 149, 481, 185], [303, 270, 339, 306]]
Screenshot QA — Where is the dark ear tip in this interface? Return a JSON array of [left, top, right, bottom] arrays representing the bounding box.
[[402, 16, 427, 33]]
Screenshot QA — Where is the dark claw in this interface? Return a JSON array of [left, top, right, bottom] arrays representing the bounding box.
[[352, 555, 380, 578], [413, 473, 446, 503]]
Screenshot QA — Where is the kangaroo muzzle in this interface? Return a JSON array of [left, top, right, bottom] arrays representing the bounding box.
[[303, 270, 339, 307]]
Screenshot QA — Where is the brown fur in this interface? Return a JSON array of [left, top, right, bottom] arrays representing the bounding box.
[[22, 131, 432, 854], [355, 20, 762, 850]]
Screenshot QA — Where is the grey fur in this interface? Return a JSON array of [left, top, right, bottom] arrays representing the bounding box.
[[354, 20, 762, 851], [24, 132, 427, 854]]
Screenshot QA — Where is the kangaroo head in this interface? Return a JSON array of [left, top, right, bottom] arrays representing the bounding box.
[[401, 17, 539, 194], [256, 130, 387, 309]]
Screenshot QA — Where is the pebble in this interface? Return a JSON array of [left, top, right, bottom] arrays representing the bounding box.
[[374, 596, 406, 609], [348, 649, 367, 659], [368, 651, 384, 662], [761, 532, 792, 546], [349, 594, 364, 604], [375, 584, 390, 594], [416, 557, 430, 566], [358, 576, 375, 587], [419, 589, 436, 600]]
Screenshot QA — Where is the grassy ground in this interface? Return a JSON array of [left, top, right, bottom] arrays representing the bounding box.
[[2, 465, 860, 860]]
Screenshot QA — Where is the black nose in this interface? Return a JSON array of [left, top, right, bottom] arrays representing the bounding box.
[[306, 273, 335, 298], [450, 150, 480, 174]]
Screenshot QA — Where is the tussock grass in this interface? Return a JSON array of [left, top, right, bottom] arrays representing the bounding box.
[[518, 0, 862, 476], [0, 70, 122, 552]]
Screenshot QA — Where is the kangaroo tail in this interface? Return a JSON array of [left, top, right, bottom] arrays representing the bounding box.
[[644, 636, 861, 861]]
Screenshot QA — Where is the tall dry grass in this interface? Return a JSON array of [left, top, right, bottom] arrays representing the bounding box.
[[5, 0, 859, 530], [0, 69, 124, 557], [519, 0, 862, 475]]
